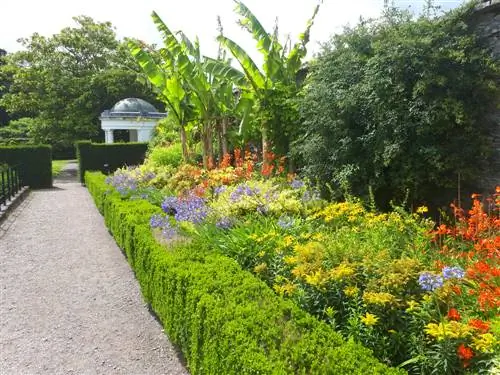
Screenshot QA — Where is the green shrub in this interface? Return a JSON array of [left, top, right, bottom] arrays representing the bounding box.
[[147, 143, 183, 168], [0, 145, 52, 188], [297, 4, 498, 208], [85, 171, 404, 375], [75, 141, 148, 183]]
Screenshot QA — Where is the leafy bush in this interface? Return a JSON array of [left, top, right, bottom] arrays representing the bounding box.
[[0, 144, 52, 188], [85, 171, 401, 375], [75, 141, 148, 183], [147, 143, 183, 168], [296, 4, 499, 208]]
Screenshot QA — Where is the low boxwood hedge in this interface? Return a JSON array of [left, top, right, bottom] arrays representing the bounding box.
[[0, 145, 52, 188], [85, 171, 404, 375]]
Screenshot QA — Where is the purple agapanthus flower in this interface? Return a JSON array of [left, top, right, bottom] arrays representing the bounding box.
[[418, 272, 444, 291], [442, 266, 465, 280], [214, 185, 227, 195], [161, 193, 209, 224], [290, 179, 305, 189], [277, 215, 294, 229], [230, 184, 260, 202], [150, 214, 178, 240], [216, 217, 233, 230]]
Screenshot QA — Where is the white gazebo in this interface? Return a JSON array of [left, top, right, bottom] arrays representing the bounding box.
[[100, 98, 167, 143]]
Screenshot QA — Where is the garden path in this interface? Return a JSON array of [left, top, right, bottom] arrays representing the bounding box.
[[0, 162, 188, 375]]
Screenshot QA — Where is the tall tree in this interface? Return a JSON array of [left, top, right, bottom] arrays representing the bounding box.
[[0, 16, 159, 148], [0, 48, 10, 126], [297, 4, 498, 207]]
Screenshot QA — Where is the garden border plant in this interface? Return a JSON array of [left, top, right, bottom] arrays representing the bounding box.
[[85, 171, 403, 375]]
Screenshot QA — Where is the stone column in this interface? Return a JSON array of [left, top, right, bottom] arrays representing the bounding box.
[[137, 128, 153, 143], [104, 129, 114, 144]]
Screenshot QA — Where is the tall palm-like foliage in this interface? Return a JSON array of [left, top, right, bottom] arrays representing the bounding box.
[[210, 1, 321, 158], [129, 12, 243, 167]]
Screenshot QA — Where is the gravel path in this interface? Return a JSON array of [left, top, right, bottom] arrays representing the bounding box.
[[0, 163, 188, 375]]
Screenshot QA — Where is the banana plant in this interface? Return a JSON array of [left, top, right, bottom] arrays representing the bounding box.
[[130, 12, 228, 168], [210, 0, 321, 159]]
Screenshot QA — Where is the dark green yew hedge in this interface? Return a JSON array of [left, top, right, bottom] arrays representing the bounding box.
[[0, 145, 52, 188], [85, 171, 404, 375], [76, 141, 148, 183]]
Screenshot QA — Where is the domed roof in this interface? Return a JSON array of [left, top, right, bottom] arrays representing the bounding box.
[[110, 98, 159, 113]]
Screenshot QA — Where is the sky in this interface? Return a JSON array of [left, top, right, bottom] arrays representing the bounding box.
[[1, 0, 464, 60]]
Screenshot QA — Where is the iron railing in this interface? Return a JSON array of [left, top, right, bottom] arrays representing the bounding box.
[[0, 165, 21, 208]]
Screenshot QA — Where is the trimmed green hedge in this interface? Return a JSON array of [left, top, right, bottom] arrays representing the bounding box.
[[0, 145, 52, 188], [85, 171, 404, 375], [76, 141, 148, 183]]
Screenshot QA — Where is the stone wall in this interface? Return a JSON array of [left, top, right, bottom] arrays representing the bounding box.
[[469, 0, 500, 190]]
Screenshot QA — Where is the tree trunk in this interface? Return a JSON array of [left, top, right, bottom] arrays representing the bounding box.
[[221, 117, 228, 157], [261, 124, 268, 162], [180, 125, 189, 162], [201, 119, 212, 169]]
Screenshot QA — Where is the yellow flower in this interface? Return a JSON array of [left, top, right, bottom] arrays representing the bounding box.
[[283, 235, 294, 247], [361, 312, 379, 326], [329, 263, 356, 281], [344, 286, 359, 297], [305, 269, 330, 288], [405, 300, 419, 313], [257, 251, 266, 257], [362, 292, 398, 306], [273, 282, 296, 296], [416, 206, 428, 214], [472, 333, 497, 353], [254, 263, 267, 273], [424, 321, 473, 341]]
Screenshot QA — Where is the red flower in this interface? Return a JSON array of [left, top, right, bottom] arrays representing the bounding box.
[[468, 319, 490, 333], [457, 344, 474, 361], [447, 308, 461, 321]]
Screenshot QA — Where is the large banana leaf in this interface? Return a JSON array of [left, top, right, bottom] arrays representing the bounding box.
[[287, 2, 321, 76], [217, 35, 266, 91], [233, 1, 284, 84], [129, 40, 185, 124], [203, 57, 248, 88], [151, 12, 210, 113], [233, 1, 272, 56]]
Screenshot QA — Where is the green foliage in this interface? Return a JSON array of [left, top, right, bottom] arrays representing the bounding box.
[[147, 143, 183, 168], [0, 117, 33, 143], [75, 141, 147, 183], [0, 144, 52, 188], [214, 1, 320, 158], [297, 4, 499, 208], [52, 160, 69, 177], [0, 17, 158, 148], [85, 171, 402, 375]]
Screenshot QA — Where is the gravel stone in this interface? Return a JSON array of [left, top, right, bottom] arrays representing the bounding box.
[[0, 163, 188, 375]]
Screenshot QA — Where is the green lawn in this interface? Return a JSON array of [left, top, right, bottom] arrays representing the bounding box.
[[52, 160, 70, 177]]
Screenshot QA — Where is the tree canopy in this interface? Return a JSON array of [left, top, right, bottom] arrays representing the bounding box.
[[297, 4, 498, 208], [0, 16, 159, 148]]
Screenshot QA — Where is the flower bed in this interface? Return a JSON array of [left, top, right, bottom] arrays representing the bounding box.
[[100, 156, 499, 374], [86, 171, 400, 375]]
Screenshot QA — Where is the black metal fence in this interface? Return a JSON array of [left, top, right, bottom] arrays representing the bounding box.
[[0, 165, 21, 208]]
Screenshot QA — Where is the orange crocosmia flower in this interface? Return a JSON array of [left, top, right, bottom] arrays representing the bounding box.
[[435, 224, 448, 235], [451, 285, 462, 296], [468, 319, 490, 333], [434, 260, 445, 271], [457, 344, 474, 361], [447, 308, 461, 321]]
